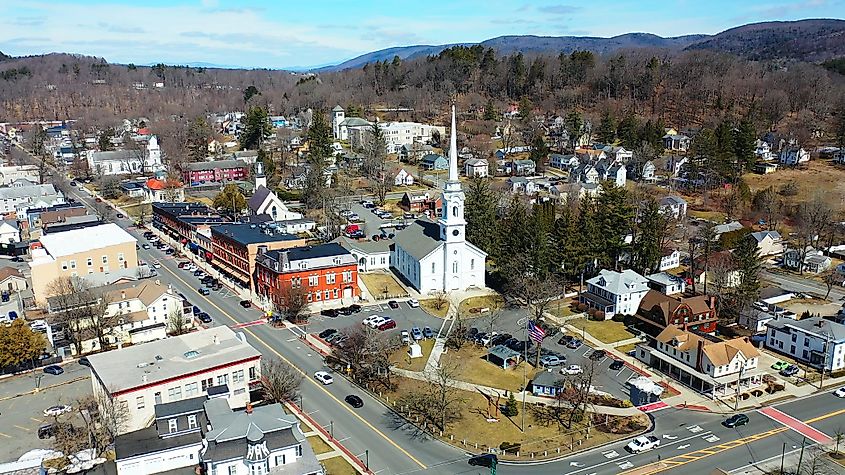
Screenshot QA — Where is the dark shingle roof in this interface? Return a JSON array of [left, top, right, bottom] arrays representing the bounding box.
[[393, 219, 443, 261], [114, 426, 202, 460], [248, 185, 272, 213], [211, 223, 300, 246], [154, 396, 206, 419]]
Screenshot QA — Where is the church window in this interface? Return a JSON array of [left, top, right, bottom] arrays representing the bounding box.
[[452, 207, 458, 217], [431, 262, 435, 273], [453, 261, 458, 273], [452, 229, 459, 237], [471, 259, 475, 270]]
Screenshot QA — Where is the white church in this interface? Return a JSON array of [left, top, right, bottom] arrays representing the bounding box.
[[390, 105, 487, 294]]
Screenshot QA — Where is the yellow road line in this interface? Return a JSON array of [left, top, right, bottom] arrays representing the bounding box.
[[159, 259, 427, 470], [623, 406, 845, 475]]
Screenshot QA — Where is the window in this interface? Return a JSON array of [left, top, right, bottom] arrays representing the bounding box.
[[168, 386, 182, 400], [118, 253, 125, 262], [168, 418, 178, 433], [333, 289, 338, 299], [217, 374, 229, 386], [431, 262, 435, 273], [233, 369, 244, 384], [324, 290, 330, 300], [470, 259, 474, 270], [249, 366, 257, 380], [343, 270, 352, 282], [275, 455, 286, 466], [308, 276, 318, 287], [61, 261, 68, 271], [296, 445, 302, 456], [804, 337, 810, 347], [185, 382, 199, 397], [87, 258, 93, 267], [69, 260, 76, 269], [326, 273, 336, 284], [229, 466, 237, 475], [136, 396, 145, 409], [234, 388, 246, 395], [791, 334, 797, 342], [188, 415, 198, 430], [314, 292, 321, 301], [154, 392, 162, 405], [452, 261, 457, 273], [102, 255, 108, 264]]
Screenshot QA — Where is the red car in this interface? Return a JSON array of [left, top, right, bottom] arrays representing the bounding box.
[[377, 319, 396, 331]]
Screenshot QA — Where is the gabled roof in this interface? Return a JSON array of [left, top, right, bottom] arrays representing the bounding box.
[[393, 219, 443, 261], [751, 230, 782, 243], [587, 269, 648, 296], [0, 266, 23, 282], [248, 185, 273, 213]]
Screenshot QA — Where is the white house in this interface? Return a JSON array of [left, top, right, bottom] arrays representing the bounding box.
[[0, 220, 20, 244], [646, 272, 686, 296], [779, 147, 810, 166], [334, 236, 391, 273], [635, 325, 762, 400], [658, 249, 681, 271], [506, 177, 539, 194], [662, 131, 691, 151], [0, 184, 65, 214], [144, 178, 185, 203], [464, 158, 489, 178], [86, 326, 262, 434], [659, 196, 687, 220], [607, 163, 627, 188], [641, 161, 656, 181], [247, 185, 302, 222], [390, 106, 487, 294], [755, 140, 774, 161], [739, 302, 797, 333], [579, 269, 650, 319], [393, 167, 414, 186], [667, 155, 688, 176], [87, 135, 164, 176], [600, 145, 633, 163], [765, 316, 845, 371], [750, 230, 784, 257], [0, 165, 39, 186], [783, 247, 831, 274], [549, 153, 578, 171], [379, 121, 446, 154]]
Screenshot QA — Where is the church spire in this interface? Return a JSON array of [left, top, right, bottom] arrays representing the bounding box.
[[448, 103, 458, 182]]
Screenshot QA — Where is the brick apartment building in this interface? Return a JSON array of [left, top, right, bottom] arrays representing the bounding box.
[[255, 243, 358, 309], [210, 223, 306, 290], [182, 159, 249, 184], [636, 290, 718, 334]]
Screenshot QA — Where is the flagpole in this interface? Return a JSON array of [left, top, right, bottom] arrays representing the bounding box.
[[521, 318, 527, 432]]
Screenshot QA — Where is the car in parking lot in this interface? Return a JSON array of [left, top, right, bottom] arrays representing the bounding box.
[[43, 405, 72, 417], [321, 308, 340, 318], [43, 365, 64, 375], [723, 413, 750, 428], [378, 319, 397, 331], [540, 355, 564, 367], [78, 357, 90, 367], [771, 360, 789, 371], [558, 334, 574, 346], [318, 329, 338, 339], [345, 395, 364, 408], [589, 350, 607, 361], [626, 435, 660, 453], [142, 243, 150, 250], [561, 364, 583, 375], [38, 423, 56, 439], [566, 338, 583, 349], [362, 315, 382, 327], [314, 371, 334, 385], [779, 365, 800, 377], [408, 298, 420, 308], [198, 288, 210, 296], [401, 330, 411, 345], [239, 300, 252, 308], [423, 327, 434, 339], [609, 359, 625, 370], [388, 300, 399, 309], [411, 327, 423, 341]]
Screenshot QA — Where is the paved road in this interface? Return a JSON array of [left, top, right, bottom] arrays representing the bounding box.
[[762, 269, 845, 302]]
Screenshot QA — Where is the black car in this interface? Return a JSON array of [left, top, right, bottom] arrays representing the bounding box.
[[198, 288, 210, 296], [11, 256, 23, 262], [198, 312, 212, 324], [422, 327, 434, 339], [779, 365, 800, 377], [338, 306, 354, 316], [193, 270, 204, 276], [349, 304, 362, 313], [468, 454, 498, 467], [558, 334, 574, 345], [345, 394, 364, 408], [468, 327, 479, 338], [78, 357, 90, 367], [239, 300, 252, 308], [723, 413, 750, 428], [609, 359, 625, 370], [321, 309, 340, 318], [502, 337, 519, 348], [319, 328, 338, 339], [388, 300, 399, 309], [589, 350, 607, 361], [38, 424, 56, 439], [491, 333, 510, 346], [43, 365, 63, 375]]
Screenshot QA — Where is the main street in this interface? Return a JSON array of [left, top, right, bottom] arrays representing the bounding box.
[[58, 177, 845, 475]]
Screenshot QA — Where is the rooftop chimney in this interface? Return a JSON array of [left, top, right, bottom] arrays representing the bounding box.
[[121, 290, 126, 299]]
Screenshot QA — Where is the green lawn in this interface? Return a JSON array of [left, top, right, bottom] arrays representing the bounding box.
[[440, 345, 536, 392], [321, 456, 360, 475], [307, 436, 334, 455], [458, 294, 505, 316], [570, 318, 636, 344]]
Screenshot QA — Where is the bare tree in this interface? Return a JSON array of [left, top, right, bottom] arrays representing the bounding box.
[[821, 270, 844, 300], [259, 357, 303, 403], [795, 194, 834, 276], [46, 277, 98, 355], [54, 392, 129, 458], [400, 359, 465, 432], [430, 290, 450, 311], [167, 308, 191, 336], [86, 289, 116, 351], [333, 326, 400, 389], [273, 285, 309, 323]]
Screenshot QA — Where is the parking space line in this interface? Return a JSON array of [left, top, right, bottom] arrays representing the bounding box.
[[0, 433, 10, 438], [30, 417, 45, 423], [13, 425, 30, 431]]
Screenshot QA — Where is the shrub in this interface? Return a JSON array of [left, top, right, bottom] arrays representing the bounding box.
[[502, 393, 519, 417], [587, 308, 596, 317], [611, 313, 625, 323], [500, 441, 521, 453], [594, 310, 606, 320], [576, 303, 588, 312]]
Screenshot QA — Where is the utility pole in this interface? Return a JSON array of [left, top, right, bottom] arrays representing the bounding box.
[[819, 335, 830, 390], [797, 437, 806, 473], [734, 354, 746, 411]]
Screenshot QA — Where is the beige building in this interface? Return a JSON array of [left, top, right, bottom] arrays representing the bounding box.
[[30, 223, 138, 304], [86, 326, 262, 434]]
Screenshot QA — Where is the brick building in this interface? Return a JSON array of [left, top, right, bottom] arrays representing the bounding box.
[[210, 224, 306, 290], [636, 290, 718, 334], [151, 203, 226, 257], [255, 243, 358, 309], [182, 159, 249, 184]]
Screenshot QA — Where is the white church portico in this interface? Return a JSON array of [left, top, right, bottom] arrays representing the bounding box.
[[391, 105, 486, 294]]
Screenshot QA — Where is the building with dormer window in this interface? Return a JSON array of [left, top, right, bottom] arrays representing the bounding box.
[[579, 269, 649, 319]]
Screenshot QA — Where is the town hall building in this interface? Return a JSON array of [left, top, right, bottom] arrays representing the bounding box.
[[391, 106, 487, 294]]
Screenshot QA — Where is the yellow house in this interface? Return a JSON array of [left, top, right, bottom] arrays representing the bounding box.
[[30, 223, 139, 304]]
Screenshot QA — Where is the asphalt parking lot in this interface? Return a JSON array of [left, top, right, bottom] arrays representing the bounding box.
[[304, 300, 447, 340], [0, 362, 91, 462]]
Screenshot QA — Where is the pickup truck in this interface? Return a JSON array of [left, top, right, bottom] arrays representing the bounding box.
[[626, 435, 660, 453]]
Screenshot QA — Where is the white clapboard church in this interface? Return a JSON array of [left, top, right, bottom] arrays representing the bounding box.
[[390, 105, 487, 294]]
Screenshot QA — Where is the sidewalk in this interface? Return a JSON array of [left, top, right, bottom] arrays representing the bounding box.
[[392, 367, 642, 416]]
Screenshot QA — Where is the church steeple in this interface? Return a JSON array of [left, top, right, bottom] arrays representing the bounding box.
[[448, 104, 458, 182], [439, 103, 466, 244]]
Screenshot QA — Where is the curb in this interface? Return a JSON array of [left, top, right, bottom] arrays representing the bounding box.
[[286, 401, 373, 474], [0, 376, 89, 402]]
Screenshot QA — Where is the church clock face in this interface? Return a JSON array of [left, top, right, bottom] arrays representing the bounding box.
[[452, 229, 460, 237]]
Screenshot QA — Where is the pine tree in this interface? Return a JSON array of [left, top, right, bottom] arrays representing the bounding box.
[[733, 119, 756, 176], [733, 235, 762, 313], [528, 134, 549, 166], [240, 106, 272, 150], [597, 110, 616, 144], [633, 198, 669, 274], [483, 99, 497, 121], [213, 184, 247, 214], [97, 127, 113, 152], [564, 110, 583, 149], [465, 178, 500, 258], [617, 114, 639, 148], [595, 184, 633, 269], [503, 393, 519, 417]]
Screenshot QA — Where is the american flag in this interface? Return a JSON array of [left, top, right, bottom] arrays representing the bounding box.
[[528, 320, 546, 343]]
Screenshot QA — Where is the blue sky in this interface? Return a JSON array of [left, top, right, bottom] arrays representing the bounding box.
[[0, 0, 841, 69]]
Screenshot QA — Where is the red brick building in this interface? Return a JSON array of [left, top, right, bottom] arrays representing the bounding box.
[[210, 224, 306, 290], [182, 159, 249, 184], [255, 243, 359, 309], [636, 290, 718, 334]]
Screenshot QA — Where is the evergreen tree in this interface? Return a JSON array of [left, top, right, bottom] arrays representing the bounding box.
[[307, 111, 334, 164], [575, 197, 601, 276], [213, 184, 247, 214], [240, 106, 272, 150], [733, 119, 756, 176], [528, 134, 549, 167], [502, 393, 519, 417], [733, 235, 762, 313], [518, 96, 532, 118], [617, 114, 639, 148], [597, 110, 616, 144], [243, 85, 260, 103], [564, 110, 583, 149], [257, 149, 275, 182], [98, 127, 114, 151], [594, 184, 633, 269], [465, 178, 500, 258], [483, 99, 497, 121], [633, 198, 669, 274], [186, 117, 211, 162]]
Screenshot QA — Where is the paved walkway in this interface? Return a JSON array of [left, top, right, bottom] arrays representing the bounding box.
[[392, 367, 641, 416]]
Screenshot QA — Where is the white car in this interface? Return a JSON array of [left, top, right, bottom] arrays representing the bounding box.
[[43, 405, 72, 417], [401, 330, 411, 345], [339, 210, 353, 217], [365, 316, 387, 328], [561, 364, 583, 375], [626, 435, 660, 453], [153, 262, 162, 269], [362, 315, 382, 327], [407, 298, 420, 308], [314, 371, 334, 385], [834, 387, 845, 398]]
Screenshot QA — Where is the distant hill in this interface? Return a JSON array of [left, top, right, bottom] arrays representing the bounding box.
[[314, 44, 466, 72], [0, 51, 12, 62], [685, 19, 845, 62], [478, 33, 708, 56]]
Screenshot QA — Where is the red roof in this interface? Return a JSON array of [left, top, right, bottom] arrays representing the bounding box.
[[145, 178, 182, 190], [137, 127, 151, 135]]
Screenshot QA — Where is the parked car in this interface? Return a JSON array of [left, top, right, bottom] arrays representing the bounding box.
[[422, 327, 434, 339], [411, 327, 423, 341], [491, 333, 511, 346], [378, 319, 397, 331], [540, 355, 564, 367], [345, 395, 364, 408], [78, 357, 90, 367], [833, 387, 845, 398], [609, 360, 625, 371], [723, 413, 750, 428], [318, 329, 338, 339], [198, 288, 210, 296], [626, 435, 660, 453], [779, 365, 800, 377], [192, 305, 201, 314], [338, 306, 355, 316], [367, 316, 388, 328], [589, 350, 607, 361], [321, 309, 340, 318], [43, 365, 63, 375], [38, 424, 56, 439], [408, 298, 420, 308], [142, 244, 150, 250], [567, 338, 583, 350], [239, 300, 252, 308], [314, 371, 334, 385], [43, 405, 72, 417], [561, 364, 583, 375], [468, 454, 498, 467], [349, 304, 362, 313], [198, 313, 212, 324], [362, 315, 382, 327], [771, 360, 789, 371], [558, 334, 574, 345], [388, 300, 399, 309], [401, 330, 411, 345]]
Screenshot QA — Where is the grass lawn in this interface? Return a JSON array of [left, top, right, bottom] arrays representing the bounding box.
[[307, 436, 334, 455], [546, 299, 579, 319], [360, 272, 408, 299], [615, 343, 637, 354], [390, 339, 435, 372], [570, 318, 635, 344], [321, 456, 360, 475], [186, 195, 213, 206], [459, 294, 505, 316], [122, 202, 151, 219], [688, 209, 727, 222], [440, 345, 536, 392], [420, 298, 450, 318], [381, 376, 647, 460]]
